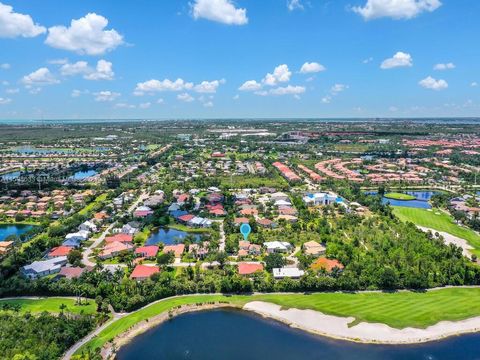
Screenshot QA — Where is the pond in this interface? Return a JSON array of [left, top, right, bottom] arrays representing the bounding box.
[[0, 224, 36, 241], [367, 190, 437, 209], [69, 169, 98, 180], [146, 228, 202, 245], [0, 171, 21, 180], [117, 309, 480, 360]]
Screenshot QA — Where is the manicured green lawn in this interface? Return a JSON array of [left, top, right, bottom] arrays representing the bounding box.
[[76, 288, 480, 354], [393, 206, 480, 255], [78, 193, 108, 216], [168, 223, 211, 233], [384, 192, 416, 201], [0, 297, 97, 315]]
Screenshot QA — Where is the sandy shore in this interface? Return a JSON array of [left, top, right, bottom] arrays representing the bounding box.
[[418, 226, 474, 257], [243, 301, 480, 344]]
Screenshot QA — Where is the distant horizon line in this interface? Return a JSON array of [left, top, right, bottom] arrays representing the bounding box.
[[1, 116, 480, 124]]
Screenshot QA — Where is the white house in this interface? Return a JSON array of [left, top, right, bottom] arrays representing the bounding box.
[[79, 220, 98, 233], [273, 267, 305, 279], [303, 192, 339, 206], [264, 241, 292, 254], [22, 256, 68, 279]]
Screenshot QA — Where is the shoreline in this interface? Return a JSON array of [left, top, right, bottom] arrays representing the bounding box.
[[103, 302, 236, 358], [243, 301, 480, 345], [103, 300, 480, 359]]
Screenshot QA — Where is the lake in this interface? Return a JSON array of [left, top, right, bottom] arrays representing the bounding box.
[[0, 171, 21, 180], [69, 169, 98, 180], [146, 228, 202, 245], [367, 190, 436, 209], [117, 309, 480, 360], [0, 224, 35, 241]]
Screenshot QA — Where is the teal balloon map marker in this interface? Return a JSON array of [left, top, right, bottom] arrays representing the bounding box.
[[240, 223, 251, 240]]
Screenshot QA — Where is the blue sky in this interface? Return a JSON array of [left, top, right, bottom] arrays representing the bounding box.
[[0, 0, 479, 119]]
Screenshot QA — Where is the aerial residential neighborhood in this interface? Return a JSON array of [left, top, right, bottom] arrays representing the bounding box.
[[1, 0, 480, 360]]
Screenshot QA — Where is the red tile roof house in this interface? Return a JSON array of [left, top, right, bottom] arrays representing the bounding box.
[[238, 262, 264, 276], [99, 241, 134, 260], [163, 244, 185, 258], [234, 217, 250, 225], [130, 265, 160, 281], [48, 246, 73, 258], [57, 266, 88, 279], [135, 245, 159, 259], [105, 233, 133, 244], [178, 214, 195, 224], [210, 208, 227, 216]]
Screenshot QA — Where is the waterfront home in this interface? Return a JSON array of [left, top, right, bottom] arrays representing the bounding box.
[[21, 256, 68, 279], [238, 262, 264, 276], [133, 205, 154, 218], [47, 246, 73, 258], [130, 265, 160, 281], [135, 245, 159, 259], [302, 241, 326, 257], [163, 244, 185, 258], [264, 241, 292, 254], [273, 267, 305, 279], [0, 241, 14, 255], [98, 241, 134, 259], [105, 233, 133, 244]]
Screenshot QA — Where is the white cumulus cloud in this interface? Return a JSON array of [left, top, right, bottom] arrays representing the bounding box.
[[300, 62, 326, 74], [135, 78, 193, 95], [94, 90, 120, 101], [45, 13, 123, 55], [239, 80, 262, 91], [194, 79, 225, 93], [352, 0, 442, 20], [263, 64, 291, 86], [269, 85, 305, 96], [192, 0, 248, 25], [177, 93, 195, 102], [419, 76, 448, 90], [84, 60, 114, 80], [60, 61, 90, 76], [380, 51, 413, 69], [433, 62, 455, 71], [0, 2, 46, 38], [22, 67, 59, 85]]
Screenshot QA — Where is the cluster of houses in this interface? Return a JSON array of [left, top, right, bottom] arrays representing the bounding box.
[[20, 211, 108, 279], [272, 162, 302, 182], [0, 189, 95, 219], [450, 194, 480, 220], [169, 156, 268, 180]]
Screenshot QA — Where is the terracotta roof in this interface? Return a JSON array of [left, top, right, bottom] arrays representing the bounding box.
[[311, 258, 344, 272], [238, 262, 264, 275], [135, 245, 159, 258], [163, 244, 185, 257], [178, 214, 195, 222], [58, 267, 86, 279], [130, 265, 160, 279], [105, 234, 133, 243], [48, 246, 73, 257]]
